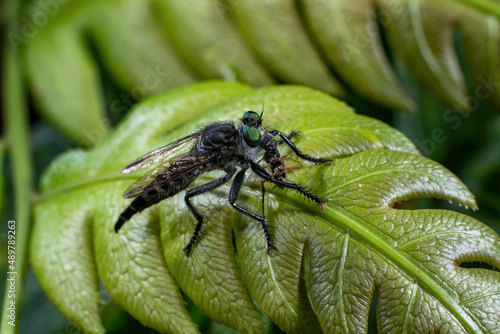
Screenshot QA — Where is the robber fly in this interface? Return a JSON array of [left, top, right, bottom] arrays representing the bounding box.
[[115, 111, 330, 254]]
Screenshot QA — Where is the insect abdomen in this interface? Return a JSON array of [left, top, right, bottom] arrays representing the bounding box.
[[115, 196, 148, 232], [115, 167, 201, 232]]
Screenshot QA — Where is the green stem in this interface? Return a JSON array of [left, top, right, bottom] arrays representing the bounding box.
[[1, 1, 34, 333], [455, 0, 500, 17]]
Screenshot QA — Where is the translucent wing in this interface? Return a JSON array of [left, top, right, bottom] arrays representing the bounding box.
[[123, 154, 214, 198], [121, 132, 202, 174]]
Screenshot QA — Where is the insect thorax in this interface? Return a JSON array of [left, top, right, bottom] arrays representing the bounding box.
[[197, 123, 237, 152]]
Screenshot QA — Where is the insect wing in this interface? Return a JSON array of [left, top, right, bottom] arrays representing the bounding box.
[[123, 154, 214, 198], [121, 132, 202, 174]]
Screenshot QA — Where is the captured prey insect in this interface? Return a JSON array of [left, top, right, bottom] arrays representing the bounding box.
[[115, 111, 330, 255]]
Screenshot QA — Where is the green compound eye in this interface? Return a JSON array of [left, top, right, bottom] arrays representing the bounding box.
[[242, 125, 260, 147], [243, 111, 260, 121]]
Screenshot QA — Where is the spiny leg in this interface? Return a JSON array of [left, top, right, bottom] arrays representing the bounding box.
[[230, 169, 278, 253], [270, 129, 331, 164], [261, 180, 266, 218], [183, 171, 234, 255], [250, 161, 327, 210]]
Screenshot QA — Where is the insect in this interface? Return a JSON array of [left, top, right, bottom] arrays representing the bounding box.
[[115, 111, 330, 254]]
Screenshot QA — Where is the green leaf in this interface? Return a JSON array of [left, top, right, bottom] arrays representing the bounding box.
[[455, 1, 500, 108], [94, 183, 199, 334], [31, 189, 105, 334], [231, 0, 344, 96], [382, 0, 470, 109], [301, 0, 500, 110], [381, 0, 500, 110], [301, 0, 415, 110], [89, 0, 196, 95], [24, 19, 108, 146], [33, 81, 252, 333], [31, 82, 500, 333], [153, 0, 274, 86], [21, 0, 500, 146]]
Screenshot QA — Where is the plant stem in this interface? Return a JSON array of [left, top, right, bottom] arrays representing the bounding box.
[[456, 0, 500, 17], [1, 0, 34, 333]]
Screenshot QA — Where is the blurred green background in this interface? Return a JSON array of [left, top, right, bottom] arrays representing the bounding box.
[[1, 0, 499, 333]]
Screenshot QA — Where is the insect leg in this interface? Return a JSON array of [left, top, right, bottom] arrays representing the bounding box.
[[261, 180, 266, 217], [281, 130, 301, 143], [183, 171, 235, 254], [270, 130, 331, 164], [229, 169, 278, 253], [250, 161, 327, 210]]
